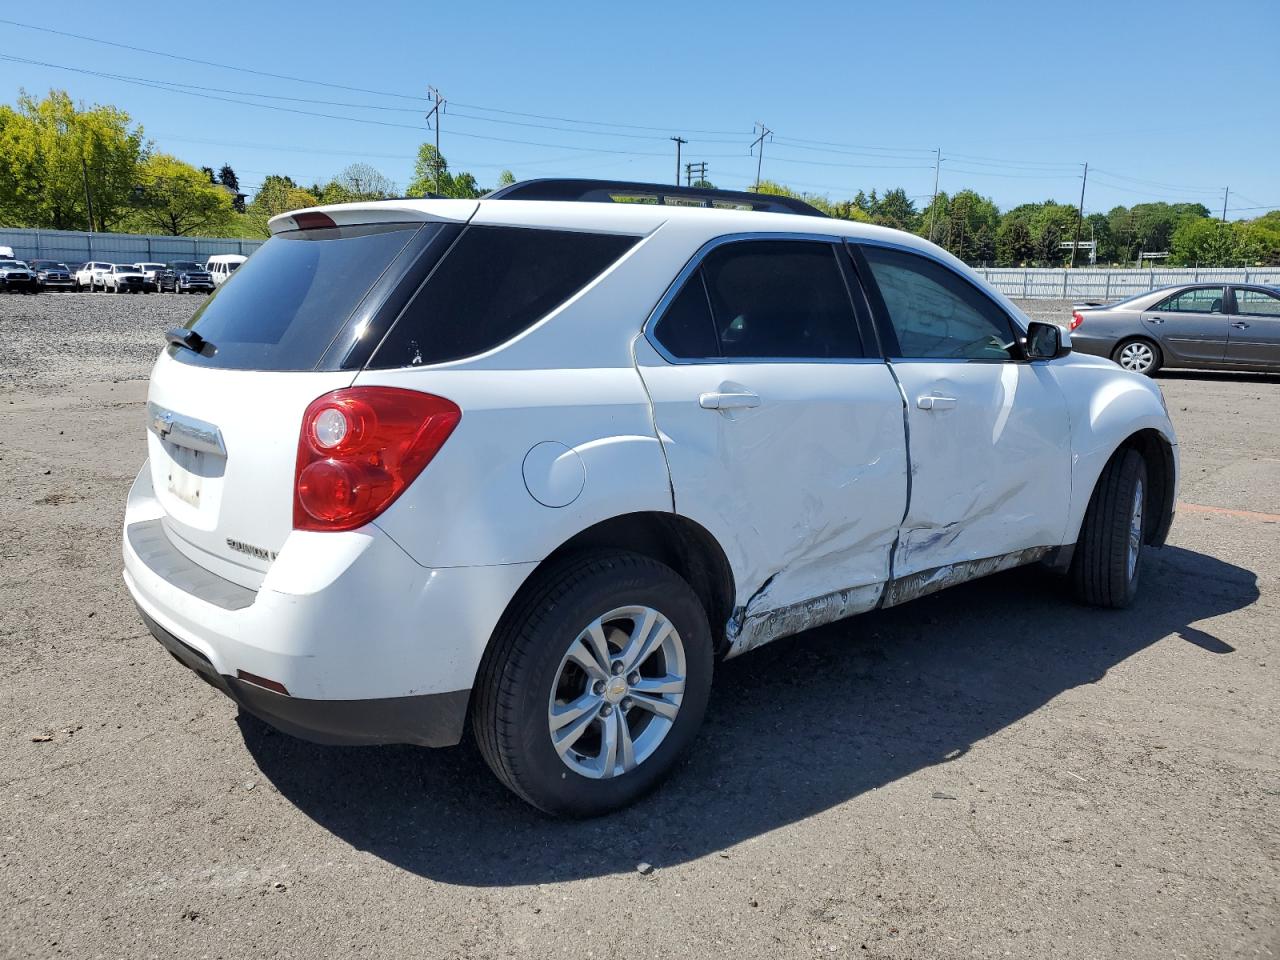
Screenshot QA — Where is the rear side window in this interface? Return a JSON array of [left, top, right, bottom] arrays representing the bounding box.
[[651, 239, 864, 360], [369, 226, 639, 367], [1153, 286, 1224, 314], [173, 222, 429, 371]]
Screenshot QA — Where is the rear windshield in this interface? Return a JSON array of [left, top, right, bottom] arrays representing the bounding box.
[[172, 222, 427, 371], [368, 225, 638, 367]]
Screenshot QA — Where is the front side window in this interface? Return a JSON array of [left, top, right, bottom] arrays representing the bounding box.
[[1154, 287, 1224, 314], [369, 225, 639, 367], [860, 245, 1017, 361], [1234, 287, 1280, 316]]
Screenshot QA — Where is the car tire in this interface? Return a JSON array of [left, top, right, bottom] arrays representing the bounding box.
[[1070, 448, 1148, 609], [473, 550, 714, 817], [1113, 338, 1161, 376]]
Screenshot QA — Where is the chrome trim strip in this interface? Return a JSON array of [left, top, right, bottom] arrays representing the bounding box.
[[146, 402, 227, 456]]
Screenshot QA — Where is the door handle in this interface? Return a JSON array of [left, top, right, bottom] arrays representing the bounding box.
[[1148, 316, 1165, 324], [699, 390, 760, 410], [1231, 321, 1250, 329], [917, 395, 958, 411]]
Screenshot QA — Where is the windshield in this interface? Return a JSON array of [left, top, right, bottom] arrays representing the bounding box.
[[174, 222, 429, 371], [170, 262, 202, 271]]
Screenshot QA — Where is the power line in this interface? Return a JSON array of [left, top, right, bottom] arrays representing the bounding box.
[[0, 18, 430, 101]]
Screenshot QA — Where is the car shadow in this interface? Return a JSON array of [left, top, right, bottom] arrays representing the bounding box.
[[239, 545, 1257, 886], [1157, 370, 1280, 385]]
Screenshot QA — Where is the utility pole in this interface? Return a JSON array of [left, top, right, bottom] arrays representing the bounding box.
[[670, 136, 687, 187], [1222, 187, 1229, 222], [926, 148, 942, 242], [685, 161, 707, 187], [425, 86, 447, 195], [750, 122, 772, 191], [80, 154, 95, 232], [1070, 161, 1088, 269]]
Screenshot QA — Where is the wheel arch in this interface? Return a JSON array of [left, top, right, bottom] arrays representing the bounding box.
[[495, 511, 737, 658], [1121, 428, 1177, 546]]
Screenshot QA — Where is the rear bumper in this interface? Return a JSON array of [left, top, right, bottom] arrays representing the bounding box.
[[122, 463, 536, 746], [138, 606, 470, 746]]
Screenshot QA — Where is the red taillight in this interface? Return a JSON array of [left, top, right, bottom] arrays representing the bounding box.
[[294, 387, 461, 532], [1070, 311, 1084, 331]]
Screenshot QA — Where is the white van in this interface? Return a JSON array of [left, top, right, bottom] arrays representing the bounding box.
[[205, 254, 247, 286]]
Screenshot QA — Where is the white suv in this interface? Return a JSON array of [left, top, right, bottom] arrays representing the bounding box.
[[122, 179, 1178, 816]]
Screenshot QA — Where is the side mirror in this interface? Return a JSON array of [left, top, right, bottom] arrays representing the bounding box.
[[1024, 320, 1071, 361]]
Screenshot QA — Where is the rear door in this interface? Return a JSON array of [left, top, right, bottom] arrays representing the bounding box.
[[636, 236, 908, 635], [141, 210, 473, 589], [1141, 285, 1229, 364], [1226, 286, 1280, 366], [851, 242, 1071, 579]]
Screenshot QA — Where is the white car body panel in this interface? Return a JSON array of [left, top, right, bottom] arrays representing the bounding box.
[[888, 359, 1072, 576], [121, 192, 1179, 737], [633, 336, 908, 655], [145, 350, 356, 589]]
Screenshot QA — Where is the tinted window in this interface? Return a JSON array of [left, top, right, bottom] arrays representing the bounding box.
[[698, 240, 863, 359], [861, 245, 1016, 360], [370, 226, 638, 367], [1234, 288, 1280, 316], [1153, 287, 1224, 314], [173, 222, 428, 371], [652, 273, 718, 359]]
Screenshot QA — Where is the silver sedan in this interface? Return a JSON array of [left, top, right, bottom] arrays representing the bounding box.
[[1069, 283, 1280, 375]]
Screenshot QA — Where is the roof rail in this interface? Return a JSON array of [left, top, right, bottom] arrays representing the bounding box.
[[485, 178, 828, 218]]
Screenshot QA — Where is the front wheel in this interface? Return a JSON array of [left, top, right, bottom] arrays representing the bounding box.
[[1070, 448, 1148, 608], [1113, 338, 1161, 376], [473, 551, 713, 817]]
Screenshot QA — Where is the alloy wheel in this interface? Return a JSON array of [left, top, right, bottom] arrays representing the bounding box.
[[1127, 478, 1144, 581], [547, 605, 686, 780], [1118, 341, 1155, 373]]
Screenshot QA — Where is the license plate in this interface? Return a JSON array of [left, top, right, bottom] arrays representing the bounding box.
[[166, 446, 204, 507]]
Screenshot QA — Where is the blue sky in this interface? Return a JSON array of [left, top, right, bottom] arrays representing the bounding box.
[[1, 0, 1277, 218]]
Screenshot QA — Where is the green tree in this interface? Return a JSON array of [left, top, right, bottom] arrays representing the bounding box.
[[496, 169, 516, 188], [241, 174, 319, 237], [406, 144, 485, 199], [995, 217, 1034, 266], [129, 153, 234, 236], [870, 187, 918, 232], [754, 179, 871, 221], [921, 189, 998, 262], [0, 89, 145, 230]]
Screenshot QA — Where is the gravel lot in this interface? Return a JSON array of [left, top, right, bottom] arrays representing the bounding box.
[[1, 292, 1277, 959]]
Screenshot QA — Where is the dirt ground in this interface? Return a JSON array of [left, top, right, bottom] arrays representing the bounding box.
[[1, 292, 1277, 959]]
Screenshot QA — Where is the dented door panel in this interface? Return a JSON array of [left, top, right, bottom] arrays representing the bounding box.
[[888, 359, 1072, 577], [635, 339, 908, 650]]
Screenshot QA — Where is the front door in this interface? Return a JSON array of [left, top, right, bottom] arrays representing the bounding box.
[[1226, 286, 1280, 366], [851, 242, 1072, 580], [1142, 285, 1229, 364], [635, 237, 909, 647]]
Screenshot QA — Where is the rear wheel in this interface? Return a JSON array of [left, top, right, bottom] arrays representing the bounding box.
[[1070, 448, 1148, 608], [473, 551, 713, 817], [1113, 338, 1161, 376]]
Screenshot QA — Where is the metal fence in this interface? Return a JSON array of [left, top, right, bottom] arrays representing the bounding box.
[[0, 227, 264, 266], [975, 267, 1280, 301]]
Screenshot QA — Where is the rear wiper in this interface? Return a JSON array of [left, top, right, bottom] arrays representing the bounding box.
[[165, 327, 215, 357]]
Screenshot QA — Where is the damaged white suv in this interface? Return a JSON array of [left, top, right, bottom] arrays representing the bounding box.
[[123, 179, 1178, 816]]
